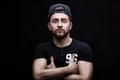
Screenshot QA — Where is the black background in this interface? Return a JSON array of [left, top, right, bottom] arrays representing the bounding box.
[[3, 0, 120, 80]]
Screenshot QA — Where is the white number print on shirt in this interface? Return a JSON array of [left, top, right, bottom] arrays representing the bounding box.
[[66, 53, 78, 64]]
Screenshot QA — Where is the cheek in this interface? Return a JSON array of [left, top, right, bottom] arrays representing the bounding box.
[[49, 26, 57, 32], [50, 23, 56, 28], [64, 24, 71, 30], [49, 24, 56, 30]]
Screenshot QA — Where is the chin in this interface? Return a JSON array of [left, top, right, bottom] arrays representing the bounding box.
[[55, 34, 67, 39], [53, 32, 69, 39]]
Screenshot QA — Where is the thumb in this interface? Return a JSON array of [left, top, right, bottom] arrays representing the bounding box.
[[71, 54, 75, 61], [50, 56, 54, 63]]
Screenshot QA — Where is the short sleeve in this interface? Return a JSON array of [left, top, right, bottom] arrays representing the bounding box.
[[78, 43, 93, 62], [33, 43, 47, 59]]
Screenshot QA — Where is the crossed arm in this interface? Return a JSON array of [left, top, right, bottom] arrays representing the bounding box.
[[64, 61, 93, 80], [32, 56, 93, 80]]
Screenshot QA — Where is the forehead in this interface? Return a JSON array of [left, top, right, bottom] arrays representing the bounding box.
[[50, 13, 69, 19]]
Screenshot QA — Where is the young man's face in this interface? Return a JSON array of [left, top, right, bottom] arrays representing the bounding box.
[[48, 13, 72, 39]]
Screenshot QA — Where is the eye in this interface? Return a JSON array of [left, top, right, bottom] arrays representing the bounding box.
[[52, 19, 58, 23], [62, 19, 67, 23]]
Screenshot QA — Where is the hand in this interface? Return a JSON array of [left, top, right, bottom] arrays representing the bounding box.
[[68, 54, 78, 74], [46, 56, 56, 69]]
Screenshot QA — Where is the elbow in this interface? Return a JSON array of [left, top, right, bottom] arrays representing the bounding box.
[[81, 76, 92, 80], [82, 77, 91, 80], [33, 73, 43, 80], [33, 74, 40, 80], [79, 74, 92, 80]]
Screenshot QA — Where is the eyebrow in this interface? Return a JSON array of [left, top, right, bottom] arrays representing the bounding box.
[[52, 18, 58, 20], [52, 18, 67, 20]]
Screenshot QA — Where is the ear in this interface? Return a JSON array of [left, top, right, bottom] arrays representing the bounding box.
[[70, 22, 73, 30], [48, 23, 51, 31]]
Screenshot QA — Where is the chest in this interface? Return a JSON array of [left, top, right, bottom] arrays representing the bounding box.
[[46, 47, 79, 67]]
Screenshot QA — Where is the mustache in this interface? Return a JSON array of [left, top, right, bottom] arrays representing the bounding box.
[[55, 29, 65, 32]]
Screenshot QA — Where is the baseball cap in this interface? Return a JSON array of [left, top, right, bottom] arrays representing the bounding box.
[[48, 3, 72, 18]]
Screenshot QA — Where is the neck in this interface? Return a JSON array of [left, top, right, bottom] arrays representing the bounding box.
[[53, 34, 72, 48]]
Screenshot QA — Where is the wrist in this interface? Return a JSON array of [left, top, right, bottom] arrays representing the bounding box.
[[66, 65, 72, 74]]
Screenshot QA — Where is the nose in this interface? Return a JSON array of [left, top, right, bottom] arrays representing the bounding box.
[[58, 21, 62, 28]]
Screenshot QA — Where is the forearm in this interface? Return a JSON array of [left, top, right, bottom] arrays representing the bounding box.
[[64, 61, 93, 80], [64, 74, 91, 80], [36, 66, 71, 80]]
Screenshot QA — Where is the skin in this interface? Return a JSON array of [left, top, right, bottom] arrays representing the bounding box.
[[32, 13, 93, 80]]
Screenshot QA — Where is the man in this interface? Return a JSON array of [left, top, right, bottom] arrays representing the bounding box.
[[32, 3, 93, 80]]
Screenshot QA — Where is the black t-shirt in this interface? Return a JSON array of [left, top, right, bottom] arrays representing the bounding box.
[[34, 39, 93, 67]]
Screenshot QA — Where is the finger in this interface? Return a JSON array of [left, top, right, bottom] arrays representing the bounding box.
[[50, 56, 54, 63], [71, 53, 75, 62], [72, 53, 75, 59], [69, 54, 73, 62]]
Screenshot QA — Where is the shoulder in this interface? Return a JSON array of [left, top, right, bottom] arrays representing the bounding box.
[[72, 39, 91, 49], [73, 39, 93, 62], [35, 41, 52, 49]]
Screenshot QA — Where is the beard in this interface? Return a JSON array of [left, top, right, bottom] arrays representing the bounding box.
[[51, 29, 69, 40]]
